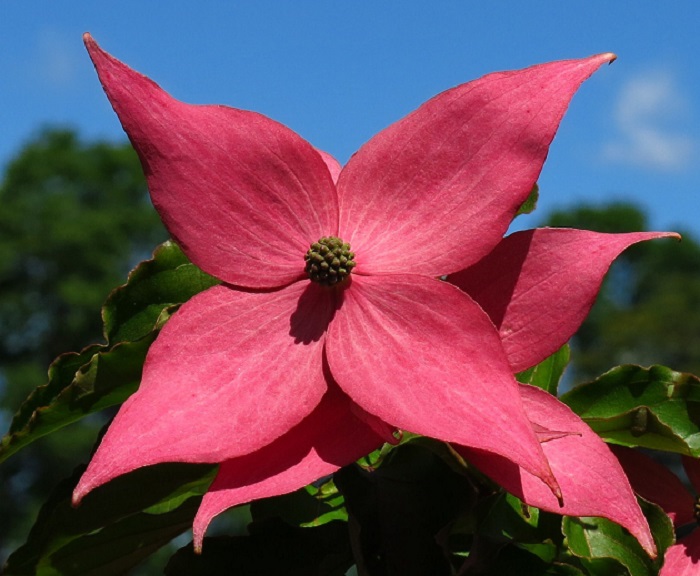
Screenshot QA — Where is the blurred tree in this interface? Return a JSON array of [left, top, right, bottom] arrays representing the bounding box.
[[0, 128, 166, 563], [545, 202, 700, 381]]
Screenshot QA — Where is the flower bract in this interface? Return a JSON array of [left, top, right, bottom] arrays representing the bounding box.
[[74, 34, 676, 553]]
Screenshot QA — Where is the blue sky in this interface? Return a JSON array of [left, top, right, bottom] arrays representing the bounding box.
[[2, 2, 698, 235]]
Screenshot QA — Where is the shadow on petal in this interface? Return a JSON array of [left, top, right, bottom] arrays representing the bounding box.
[[289, 282, 337, 344], [450, 230, 532, 328], [662, 529, 700, 576]]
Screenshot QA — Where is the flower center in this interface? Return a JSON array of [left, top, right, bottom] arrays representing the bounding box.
[[695, 496, 700, 524], [304, 236, 356, 286]]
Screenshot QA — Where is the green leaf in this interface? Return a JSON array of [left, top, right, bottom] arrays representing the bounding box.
[[33, 502, 199, 576], [563, 517, 646, 575], [478, 492, 561, 545], [561, 365, 700, 456], [250, 477, 348, 528], [103, 240, 218, 345], [0, 336, 154, 463], [6, 344, 103, 436], [639, 498, 675, 573], [516, 183, 540, 217], [4, 462, 215, 575], [517, 344, 570, 395], [562, 499, 672, 576]]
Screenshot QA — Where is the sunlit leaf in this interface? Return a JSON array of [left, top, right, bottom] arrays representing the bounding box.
[[561, 365, 700, 456], [478, 492, 558, 541], [517, 344, 570, 395], [516, 183, 540, 217], [562, 499, 672, 576], [250, 477, 348, 529], [103, 240, 218, 345]]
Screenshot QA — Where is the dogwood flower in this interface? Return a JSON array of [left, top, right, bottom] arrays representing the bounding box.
[[73, 35, 672, 553]]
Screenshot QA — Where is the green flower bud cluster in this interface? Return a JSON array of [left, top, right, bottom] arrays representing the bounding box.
[[305, 236, 356, 286]]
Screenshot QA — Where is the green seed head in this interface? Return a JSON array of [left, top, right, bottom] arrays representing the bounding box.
[[305, 236, 356, 286]]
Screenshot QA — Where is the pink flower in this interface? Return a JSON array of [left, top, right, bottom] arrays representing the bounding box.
[[614, 447, 700, 574], [74, 35, 672, 553]]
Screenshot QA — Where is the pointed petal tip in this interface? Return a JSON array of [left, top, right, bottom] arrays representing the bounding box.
[[82, 32, 100, 55], [602, 52, 617, 64], [638, 529, 657, 559], [82, 33, 114, 75], [650, 230, 682, 244], [556, 491, 565, 508], [193, 531, 205, 555], [547, 471, 563, 505], [71, 482, 89, 508], [72, 472, 93, 503], [193, 506, 216, 553]]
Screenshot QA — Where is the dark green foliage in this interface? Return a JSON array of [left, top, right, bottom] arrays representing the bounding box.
[[4, 462, 215, 575], [335, 442, 476, 575], [166, 521, 354, 576]]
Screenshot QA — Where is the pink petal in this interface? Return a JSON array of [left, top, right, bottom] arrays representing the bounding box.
[[682, 455, 700, 494], [83, 34, 337, 288], [316, 149, 342, 184], [337, 54, 616, 277], [73, 281, 333, 504], [660, 529, 700, 576], [449, 229, 679, 372], [326, 274, 561, 499], [192, 384, 384, 551], [459, 385, 656, 557], [613, 446, 696, 528]]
